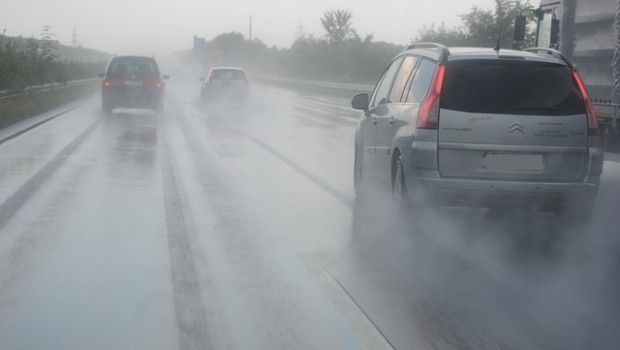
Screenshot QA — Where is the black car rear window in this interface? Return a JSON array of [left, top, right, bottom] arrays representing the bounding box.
[[212, 69, 245, 80], [108, 58, 159, 79], [441, 60, 585, 115]]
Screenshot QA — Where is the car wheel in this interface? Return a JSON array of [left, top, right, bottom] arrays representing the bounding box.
[[558, 203, 595, 224], [155, 100, 164, 114], [392, 155, 409, 208], [101, 99, 112, 115], [354, 145, 365, 199]]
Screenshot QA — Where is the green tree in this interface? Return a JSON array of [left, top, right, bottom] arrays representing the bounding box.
[[416, 23, 468, 46], [0, 33, 105, 90], [415, 0, 536, 49], [321, 9, 354, 44], [198, 32, 277, 75], [209, 32, 245, 65], [186, 10, 402, 83], [460, 5, 498, 46], [39, 25, 56, 61], [38, 25, 58, 84]]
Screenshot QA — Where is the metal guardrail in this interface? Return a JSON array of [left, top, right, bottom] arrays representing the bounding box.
[[259, 77, 620, 131], [0, 78, 100, 100], [255, 77, 374, 96]]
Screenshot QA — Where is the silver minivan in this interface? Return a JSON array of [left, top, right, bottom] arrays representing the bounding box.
[[352, 44, 603, 218]]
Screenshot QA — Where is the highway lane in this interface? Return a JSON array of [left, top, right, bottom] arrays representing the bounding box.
[[0, 76, 618, 349]]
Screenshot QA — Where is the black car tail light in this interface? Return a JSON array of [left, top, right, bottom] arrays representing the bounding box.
[[144, 80, 164, 88], [417, 63, 446, 129], [103, 79, 123, 88], [571, 69, 599, 136], [145, 80, 164, 89]]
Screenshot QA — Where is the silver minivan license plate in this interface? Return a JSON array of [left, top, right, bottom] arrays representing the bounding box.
[[482, 153, 545, 174]]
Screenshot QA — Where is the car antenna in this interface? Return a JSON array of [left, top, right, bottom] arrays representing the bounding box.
[[494, 23, 501, 53], [493, 20, 502, 54]]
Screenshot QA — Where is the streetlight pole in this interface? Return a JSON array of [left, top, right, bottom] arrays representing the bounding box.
[[249, 15, 253, 41]]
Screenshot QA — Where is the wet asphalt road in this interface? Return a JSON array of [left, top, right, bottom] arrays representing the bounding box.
[[0, 75, 619, 350]]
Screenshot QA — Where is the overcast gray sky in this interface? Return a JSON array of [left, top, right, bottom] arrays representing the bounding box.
[[2, 0, 499, 55]]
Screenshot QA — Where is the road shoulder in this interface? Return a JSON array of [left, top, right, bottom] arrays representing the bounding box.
[[605, 152, 620, 163]]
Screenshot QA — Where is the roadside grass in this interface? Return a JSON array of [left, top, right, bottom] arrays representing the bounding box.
[[0, 81, 99, 129]]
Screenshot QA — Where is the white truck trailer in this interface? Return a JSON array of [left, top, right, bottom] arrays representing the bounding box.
[[534, 0, 620, 148]]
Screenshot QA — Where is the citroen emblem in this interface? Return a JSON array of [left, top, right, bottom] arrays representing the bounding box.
[[509, 122, 524, 133]]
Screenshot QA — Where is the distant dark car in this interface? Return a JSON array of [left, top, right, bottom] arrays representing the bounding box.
[[200, 67, 250, 103], [100, 56, 169, 113]]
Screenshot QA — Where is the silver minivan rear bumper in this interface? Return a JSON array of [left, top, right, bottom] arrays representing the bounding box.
[[408, 172, 600, 208]]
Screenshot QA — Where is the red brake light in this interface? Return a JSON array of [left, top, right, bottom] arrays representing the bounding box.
[[103, 80, 111, 88], [572, 69, 598, 136], [417, 63, 446, 129], [144, 80, 163, 88]]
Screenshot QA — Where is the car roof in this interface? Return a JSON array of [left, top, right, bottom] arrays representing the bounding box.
[[111, 55, 156, 61], [448, 47, 567, 64], [210, 67, 246, 72], [401, 45, 569, 66]]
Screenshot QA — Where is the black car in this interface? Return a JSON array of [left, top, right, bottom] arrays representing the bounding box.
[[100, 56, 169, 113]]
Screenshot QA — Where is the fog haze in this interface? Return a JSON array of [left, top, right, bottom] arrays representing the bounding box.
[[2, 0, 498, 54]]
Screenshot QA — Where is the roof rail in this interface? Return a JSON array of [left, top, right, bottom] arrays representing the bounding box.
[[523, 47, 572, 67], [406, 42, 450, 61]]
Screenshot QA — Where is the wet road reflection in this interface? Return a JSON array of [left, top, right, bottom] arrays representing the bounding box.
[[0, 79, 618, 349]]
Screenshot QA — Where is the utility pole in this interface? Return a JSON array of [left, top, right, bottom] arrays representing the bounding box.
[[297, 22, 304, 38], [249, 15, 253, 41], [71, 26, 79, 47]]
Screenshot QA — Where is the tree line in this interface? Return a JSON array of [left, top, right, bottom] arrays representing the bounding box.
[[0, 31, 107, 91], [190, 0, 537, 84], [417, 0, 536, 48], [1, 1, 536, 90]]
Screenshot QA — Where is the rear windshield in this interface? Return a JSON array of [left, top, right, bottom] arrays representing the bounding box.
[[441, 60, 585, 115], [107, 58, 160, 79], [212, 69, 245, 80]]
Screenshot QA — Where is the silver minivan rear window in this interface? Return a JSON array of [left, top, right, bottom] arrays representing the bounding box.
[[441, 60, 585, 116]]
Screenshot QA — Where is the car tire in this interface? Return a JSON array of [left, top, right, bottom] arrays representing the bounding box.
[[353, 145, 365, 199], [200, 93, 210, 107], [558, 203, 594, 224], [392, 155, 409, 209], [101, 99, 112, 115], [155, 100, 164, 114]]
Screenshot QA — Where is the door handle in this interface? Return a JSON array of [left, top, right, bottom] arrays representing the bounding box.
[[388, 116, 395, 125]]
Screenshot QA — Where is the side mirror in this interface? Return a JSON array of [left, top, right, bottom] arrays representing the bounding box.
[[98, 73, 105, 78], [163, 74, 170, 80], [351, 93, 369, 111]]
